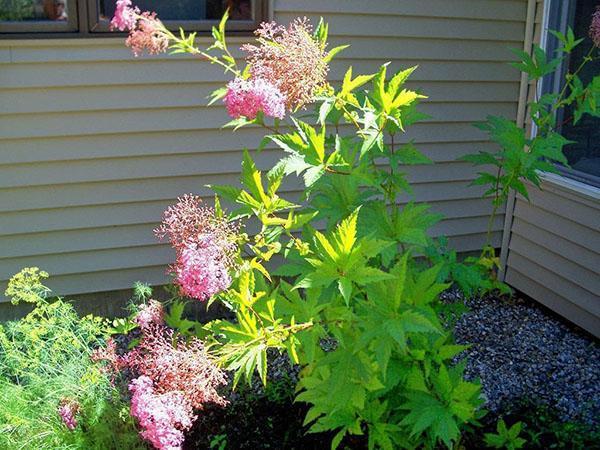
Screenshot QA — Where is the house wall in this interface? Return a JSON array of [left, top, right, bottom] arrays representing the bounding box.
[[501, 0, 600, 337], [503, 176, 600, 336], [0, 0, 528, 300]]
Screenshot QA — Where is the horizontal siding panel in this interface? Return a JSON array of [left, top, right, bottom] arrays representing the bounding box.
[[0, 265, 170, 302], [0, 233, 500, 301], [511, 217, 599, 273], [0, 176, 488, 213], [0, 200, 172, 236], [533, 176, 600, 210], [0, 244, 175, 278], [525, 187, 600, 230], [0, 81, 519, 115], [0, 210, 503, 260], [0, 102, 516, 140], [0, 223, 159, 259], [0, 245, 173, 278], [512, 198, 600, 252], [0, 152, 484, 189], [275, 0, 526, 21], [276, 13, 524, 41], [326, 36, 517, 61], [506, 251, 599, 315], [449, 231, 502, 252], [0, 196, 498, 237], [0, 127, 494, 165], [431, 214, 504, 236], [508, 233, 600, 295], [505, 267, 599, 336], [4, 37, 519, 64], [48, 266, 170, 297], [0, 212, 503, 277], [0, 60, 520, 88]]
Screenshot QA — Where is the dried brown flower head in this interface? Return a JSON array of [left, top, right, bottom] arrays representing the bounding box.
[[242, 18, 329, 110]]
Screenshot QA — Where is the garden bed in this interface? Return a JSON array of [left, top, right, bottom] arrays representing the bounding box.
[[182, 291, 600, 449]]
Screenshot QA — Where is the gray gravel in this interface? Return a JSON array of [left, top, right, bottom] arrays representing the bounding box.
[[448, 291, 600, 426]]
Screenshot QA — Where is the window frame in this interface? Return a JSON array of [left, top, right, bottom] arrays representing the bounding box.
[[539, 0, 600, 188], [0, 0, 80, 34], [0, 0, 267, 38]]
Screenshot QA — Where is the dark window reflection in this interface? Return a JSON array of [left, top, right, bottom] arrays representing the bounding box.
[[99, 0, 252, 22], [0, 0, 68, 21], [559, 0, 600, 179]]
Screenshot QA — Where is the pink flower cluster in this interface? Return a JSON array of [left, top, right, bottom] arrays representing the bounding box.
[[126, 325, 227, 410], [591, 6, 600, 48], [58, 399, 79, 430], [111, 0, 169, 57], [224, 77, 286, 120], [175, 240, 233, 300], [242, 18, 329, 110], [93, 302, 227, 450], [155, 194, 238, 301], [129, 376, 194, 450], [134, 299, 164, 330], [111, 0, 137, 31]]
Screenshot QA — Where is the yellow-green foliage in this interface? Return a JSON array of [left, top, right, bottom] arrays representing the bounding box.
[[0, 268, 143, 450]]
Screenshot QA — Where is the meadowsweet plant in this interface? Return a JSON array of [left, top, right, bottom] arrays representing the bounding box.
[[0, 268, 142, 450], [117, 5, 487, 449], [461, 14, 600, 270], [93, 299, 227, 450]]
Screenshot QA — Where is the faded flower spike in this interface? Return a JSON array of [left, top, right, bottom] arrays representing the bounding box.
[[590, 6, 600, 47], [242, 18, 329, 110], [155, 194, 238, 301], [111, 0, 169, 57]]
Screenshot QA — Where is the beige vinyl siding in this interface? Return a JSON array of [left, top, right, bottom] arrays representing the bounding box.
[[500, 0, 600, 337], [0, 0, 527, 299], [503, 178, 600, 336]]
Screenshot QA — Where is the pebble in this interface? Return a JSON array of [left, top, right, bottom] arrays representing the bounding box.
[[450, 291, 599, 426]]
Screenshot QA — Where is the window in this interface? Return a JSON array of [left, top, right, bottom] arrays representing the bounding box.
[[0, 0, 267, 36], [542, 0, 600, 187], [0, 0, 78, 32]]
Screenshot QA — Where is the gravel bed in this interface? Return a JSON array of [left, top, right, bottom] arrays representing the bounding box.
[[448, 291, 600, 426]]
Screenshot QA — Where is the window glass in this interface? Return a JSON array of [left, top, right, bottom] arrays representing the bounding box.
[[0, 0, 70, 22], [98, 0, 252, 23], [558, 0, 600, 181]]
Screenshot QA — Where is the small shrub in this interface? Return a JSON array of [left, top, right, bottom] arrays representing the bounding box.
[[110, 5, 487, 448], [0, 268, 142, 450]]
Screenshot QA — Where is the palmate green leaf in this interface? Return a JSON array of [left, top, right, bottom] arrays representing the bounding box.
[[509, 45, 561, 80], [459, 151, 500, 167], [470, 171, 498, 188], [293, 118, 326, 163], [530, 132, 570, 165], [399, 392, 461, 449], [388, 65, 418, 96], [340, 66, 377, 102], [392, 142, 433, 166], [241, 149, 268, 203], [164, 300, 197, 335], [295, 209, 394, 297], [574, 75, 600, 124]]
